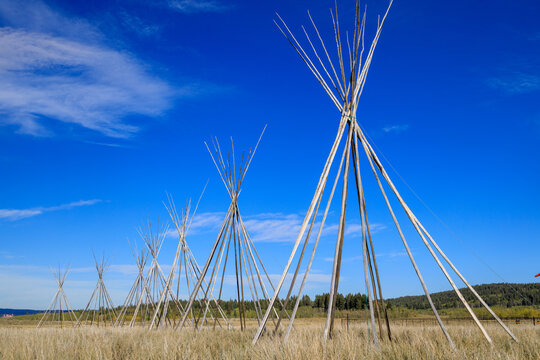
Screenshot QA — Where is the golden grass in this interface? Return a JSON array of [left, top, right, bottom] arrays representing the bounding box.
[[0, 321, 538, 359]]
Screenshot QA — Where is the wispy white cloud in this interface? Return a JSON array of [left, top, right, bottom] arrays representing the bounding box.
[[168, 0, 231, 13], [487, 72, 540, 94], [324, 222, 387, 237], [382, 124, 410, 133], [170, 211, 386, 243], [189, 211, 227, 231], [0, 0, 179, 138], [0, 28, 172, 137], [166, 211, 226, 238], [0, 251, 23, 259], [245, 213, 386, 243], [0, 199, 101, 221], [119, 12, 161, 37], [243, 213, 304, 242], [0, 0, 99, 40]]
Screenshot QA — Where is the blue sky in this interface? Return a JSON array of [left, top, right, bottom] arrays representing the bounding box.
[[0, 0, 538, 309]]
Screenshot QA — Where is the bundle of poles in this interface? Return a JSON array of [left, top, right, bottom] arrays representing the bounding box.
[[175, 128, 289, 332], [252, 0, 517, 347], [149, 194, 230, 330], [37, 265, 78, 328], [76, 253, 117, 327]]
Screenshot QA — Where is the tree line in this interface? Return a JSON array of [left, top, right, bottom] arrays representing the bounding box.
[[385, 283, 540, 310], [69, 282, 538, 318], [170, 292, 370, 314], [176, 283, 539, 314]]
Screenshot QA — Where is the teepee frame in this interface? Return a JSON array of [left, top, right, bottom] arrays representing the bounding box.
[[37, 265, 78, 328], [149, 194, 230, 330], [114, 242, 149, 327], [77, 254, 117, 327], [129, 219, 187, 327], [176, 128, 287, 331], [253, 0, 517, 347]]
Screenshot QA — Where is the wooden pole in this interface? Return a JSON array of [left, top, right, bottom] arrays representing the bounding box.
[[324, 118, 353, 340], [283, 125, 349, 343], [253, 118, 348, 344], [355, 124, 455, 348], [350, 125, 379, 346], [357, 125, 496, 343]]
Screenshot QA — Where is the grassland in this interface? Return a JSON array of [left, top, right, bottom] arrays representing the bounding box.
[[0, 318, 538, 360]]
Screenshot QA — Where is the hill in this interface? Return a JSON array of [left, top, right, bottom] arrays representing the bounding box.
[[386, 283, 540, 309]]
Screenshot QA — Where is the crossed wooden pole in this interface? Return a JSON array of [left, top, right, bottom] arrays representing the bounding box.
[[76, 254, 117, 327], [175, 128, 290, 331], [253, 0, 517, 346], [37, 265, 78, 328]]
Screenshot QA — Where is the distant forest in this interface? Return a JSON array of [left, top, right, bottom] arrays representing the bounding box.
[[205, 283, 540, 312], [3, 282, 538, 316], [177, 283, 540, 313], [385, 283, 540, 310]]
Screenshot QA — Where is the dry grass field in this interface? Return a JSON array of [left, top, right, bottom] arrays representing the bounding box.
[[0, 319, 538, 360]]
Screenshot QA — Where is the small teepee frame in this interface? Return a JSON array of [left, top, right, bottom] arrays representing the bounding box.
[[77, 254, 117, 327], [253, 0, 517, 347], [176, 129, 287, 331], [130, 219, 187, 328], [149, 194, 230, 330], [37, 265, 78, 328], [114, 242, 149, 327]]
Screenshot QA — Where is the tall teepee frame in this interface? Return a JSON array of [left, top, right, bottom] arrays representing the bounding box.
[[176, 129, 286, 331], [130, 219, 187, 328], [114, 242, 149, 327], [37, 265, 78, 328], [149, 194, 230, 330], [77, 254, 117, 327], [253, 0, 517, 347]]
